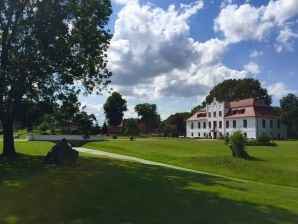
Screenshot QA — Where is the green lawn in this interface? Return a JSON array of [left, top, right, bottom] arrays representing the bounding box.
[[84, 139, 298, 188], [0, 141, 298, 223]]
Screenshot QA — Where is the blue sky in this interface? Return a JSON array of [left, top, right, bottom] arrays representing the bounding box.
[[80, 0, 298, 125]]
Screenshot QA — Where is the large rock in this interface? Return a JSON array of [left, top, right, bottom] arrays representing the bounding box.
[[45, 139, 79, 165]]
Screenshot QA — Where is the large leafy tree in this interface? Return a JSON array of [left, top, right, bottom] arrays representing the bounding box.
[[280, 93, 298, 138], [0, 0, 112, 157], [205, 79, 272, 105], [134, 103, 160, 130], [164, 112, 191, 136], [103, 92, 127, 126]]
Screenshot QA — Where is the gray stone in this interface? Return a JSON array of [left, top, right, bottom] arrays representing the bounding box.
[[45, 138, 79, 165]]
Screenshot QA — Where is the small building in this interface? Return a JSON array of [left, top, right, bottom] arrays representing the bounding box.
[[186, 98, 287, 139]]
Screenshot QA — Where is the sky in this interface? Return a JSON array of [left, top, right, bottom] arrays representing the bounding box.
[[80, 0, 298, 125]]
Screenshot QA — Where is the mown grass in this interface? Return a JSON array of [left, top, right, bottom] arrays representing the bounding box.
[[84, 139, 298, 188], [0, 141, 298, 223]]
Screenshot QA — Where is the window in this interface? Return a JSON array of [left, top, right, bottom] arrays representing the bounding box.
[[244, 132, 247, 138], [213, 121, 217, 128], [191, 132, 193, 137], [208, 112, 211, 117], [219, 121, 222, 128], [198, 122, 201, 129], [226, 132, 229, 136], [270, 120, 273, 128], [213, 112, 216, 117], [243, 120, 247, 128], [191, 122, 194, 129], [220, 132, 222, 137], [209, 121, 211, 128], [262, 119, 266, 128], [219, 111, 222, 117], [233, 120, 236, 128], [278, 133, 280, 139], [226, 120, 229, 128], [203, 122, 206, 129], [198, 132, 200, 137], [277, 120, 280, 129]]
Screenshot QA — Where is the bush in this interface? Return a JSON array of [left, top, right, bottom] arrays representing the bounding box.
[[228, 130, 249, 159], [112, 134, 118, 139], [224, 136, 230, 145], [256, 133, 272, 145]]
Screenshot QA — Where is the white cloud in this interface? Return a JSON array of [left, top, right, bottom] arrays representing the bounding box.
[[250, 50, 264, 58], [81, 103, 105, 124], [267, 82, 295, 99], [263, 0, 298, 25], [244, 62, 260, 74], [214, 4, 273, 43], [215, 0, 298, 44], [108, 1, 247, 99], [275, 26, 298, 52]]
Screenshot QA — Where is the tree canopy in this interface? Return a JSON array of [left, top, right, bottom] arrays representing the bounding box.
[[134, 103, 160, 130], [164, 112, 191, 136], [280, 93, 298, 138], [0, 0, 112, 156], [205, 79, 272, 105], [103, 92, 127, 126]]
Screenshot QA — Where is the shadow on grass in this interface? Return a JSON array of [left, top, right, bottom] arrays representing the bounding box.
[[0, 155, 297, 224]]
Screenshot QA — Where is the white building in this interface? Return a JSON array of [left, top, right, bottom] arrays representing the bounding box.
[[186, 98, 287, 139]]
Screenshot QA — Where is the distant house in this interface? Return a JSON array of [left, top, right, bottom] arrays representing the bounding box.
[[107, 124, 123, 134], [186, 98, 287, 139]]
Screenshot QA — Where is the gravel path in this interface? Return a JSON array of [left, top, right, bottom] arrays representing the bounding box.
[[74, 147, 298, 191]]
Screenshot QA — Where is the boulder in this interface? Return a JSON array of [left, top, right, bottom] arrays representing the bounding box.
[[45, 139, 79, 165]]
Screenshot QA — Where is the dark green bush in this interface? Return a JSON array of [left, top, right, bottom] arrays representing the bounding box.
[[224, 136, 230, 145], [256, 133, 271, 145], [112, 134, 118, 139], [228, 130, 249, 159]]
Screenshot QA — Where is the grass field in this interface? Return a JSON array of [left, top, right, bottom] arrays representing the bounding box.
[[0, 141, 298, 223], [84, 139, 298, 188]]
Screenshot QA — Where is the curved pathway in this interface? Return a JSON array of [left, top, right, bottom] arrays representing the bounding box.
[[74, 147, 298, 191]]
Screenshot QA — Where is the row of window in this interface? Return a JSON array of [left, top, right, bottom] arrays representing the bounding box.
[[190, 119, 281, 129], [190, 120, 246, 129], [190, 132, 281, 139], [208, 111, 222, 118]]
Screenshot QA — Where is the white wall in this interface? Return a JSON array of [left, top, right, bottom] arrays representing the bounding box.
[[224, 117, 257, 139], [27, 134, 106, 141]]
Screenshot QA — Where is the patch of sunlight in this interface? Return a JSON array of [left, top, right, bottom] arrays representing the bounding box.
[[4, 216, 19, 224], [2, 180, 21, 187]]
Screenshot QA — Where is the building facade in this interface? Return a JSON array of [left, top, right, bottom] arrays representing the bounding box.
[[186, 98, 287, 139]]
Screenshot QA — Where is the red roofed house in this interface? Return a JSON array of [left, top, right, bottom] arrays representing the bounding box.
[[186, 98, 287, 139]]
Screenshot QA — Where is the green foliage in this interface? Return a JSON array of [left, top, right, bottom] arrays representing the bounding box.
[[112, 134, 118, 139], [124, 118, 139, 135], [0, 0, 112, 156], [205, 79, 271, 105], [256, 133, 272, 145], [164, 112, 191, 136], [224, 135, 230, 145], [104, 92, 127, 126], [135, 103, 160, 130], [228, 130, 249, 159], [39, 123, 49, 134], [280, 93, 298, 138], [101, 122, 108, 135]]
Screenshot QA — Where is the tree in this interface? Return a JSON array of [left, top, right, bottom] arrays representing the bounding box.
[[205, 79, 272, 105], [101, 122, 108, 135], [124, 118, 139, 135], [74, 111, 96, 139], [103, 92, 127, 126], [134, 103, 160, 131], [280, 93, 298, 138], [164, 112, 191, 136], [0, 0, 112, 157]]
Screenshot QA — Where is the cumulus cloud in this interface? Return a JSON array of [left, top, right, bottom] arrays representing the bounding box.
[[250, 50, 264, 58], [244, 62, 260, 74], [215, 0, 298, 45], [108, 0, 247, 99], [267, 82, 295, 99], [275, 26, 298, 52], [81, 103, 105, 124]]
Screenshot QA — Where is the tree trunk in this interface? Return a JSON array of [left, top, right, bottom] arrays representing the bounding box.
[[1, 118, 16, 157]]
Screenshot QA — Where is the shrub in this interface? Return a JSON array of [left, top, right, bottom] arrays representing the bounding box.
[[112, 134, 118, 139], [224, 136, 230, 145], [228, 130, 249, 159], [256, 133, 272, 145]]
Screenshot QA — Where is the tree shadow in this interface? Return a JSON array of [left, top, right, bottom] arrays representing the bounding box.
[[0, 155, 297, 224]]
